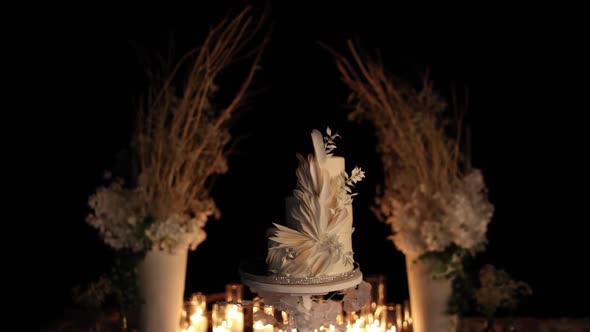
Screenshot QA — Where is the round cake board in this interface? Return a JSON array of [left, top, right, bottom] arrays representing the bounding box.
[[241, 271, 362, 296], [239, 260, 363, 296]]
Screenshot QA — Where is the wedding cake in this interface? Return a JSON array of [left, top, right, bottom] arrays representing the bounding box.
[[266, 128, 365, 278]]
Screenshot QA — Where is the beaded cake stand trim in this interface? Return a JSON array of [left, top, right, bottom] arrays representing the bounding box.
[[239, 260, 363, 295]]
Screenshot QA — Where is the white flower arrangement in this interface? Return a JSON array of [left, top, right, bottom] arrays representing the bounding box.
[[86, 8, 265, 254], [87, 179, 217, 253], [331, 41, 494, 273], [386, 169, 493, 258]]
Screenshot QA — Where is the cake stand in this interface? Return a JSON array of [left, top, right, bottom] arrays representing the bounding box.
[[239, 259, 365, 332]]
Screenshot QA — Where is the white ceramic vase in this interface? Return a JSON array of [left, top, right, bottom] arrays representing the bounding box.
[[138, 248, 188, 332], [406, 255, 457, 332]]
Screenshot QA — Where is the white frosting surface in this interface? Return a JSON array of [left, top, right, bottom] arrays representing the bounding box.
[[324, 156, 345, 177], [267, 152, 355, 277]]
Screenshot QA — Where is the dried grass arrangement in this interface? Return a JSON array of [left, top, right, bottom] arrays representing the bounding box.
[[329, 41, 493, 273], [87, 7, 268, 254]]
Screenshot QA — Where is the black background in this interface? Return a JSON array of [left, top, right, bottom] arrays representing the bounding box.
[[15, 2, 587, 328]]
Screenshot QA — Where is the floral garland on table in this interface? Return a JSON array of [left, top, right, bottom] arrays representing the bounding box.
[[330, 41, 494, 278]]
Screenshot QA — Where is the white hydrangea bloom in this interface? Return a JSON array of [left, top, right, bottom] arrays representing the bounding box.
[[444, 170, 494, 252], [86, 181, 146, 252], [386, 169, 493, 258], [87, 179, 216, 253]]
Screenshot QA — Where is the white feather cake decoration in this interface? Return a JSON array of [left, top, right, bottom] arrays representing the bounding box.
[[266, 127, 365, 277]]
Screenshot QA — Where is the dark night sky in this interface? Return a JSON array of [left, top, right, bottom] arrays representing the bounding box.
[[18, 2, 587, 328]]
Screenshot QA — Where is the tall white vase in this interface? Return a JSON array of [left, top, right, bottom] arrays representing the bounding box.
[[138, 248, 188, 332], [406, 255, 457, 332]]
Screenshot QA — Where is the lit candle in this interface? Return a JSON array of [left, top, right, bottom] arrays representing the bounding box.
[[186, 293, 208, 332], [226, 304, 244, 332], [402, 300, 412, 330], [253, 320, 274, 332], [180, 327, 197, 332], [347, 318, 365, 332], [395, 304, 403, 330], [225, 283, 244, 303], [365, 319, 384, 332], [190, 312, 208, 332], [213, 321, 232, 332]]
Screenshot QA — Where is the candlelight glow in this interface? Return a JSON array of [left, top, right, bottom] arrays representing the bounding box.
[[253, 320, 274, 332]]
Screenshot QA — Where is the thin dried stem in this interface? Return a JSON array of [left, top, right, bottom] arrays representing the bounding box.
[[328, 42, 495, 260], [330, 41, 464, 205], [134, 6, 267, 221]]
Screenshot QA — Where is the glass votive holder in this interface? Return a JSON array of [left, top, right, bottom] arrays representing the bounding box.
[[252, 304, 276, 332], [373, 303, 387, 330], [343, 309, 361, 328], [190, 292, 207, 314], [364, 274, 386, 309], [360, 301, 373, 322], [179, 305, 191, 332], [395, 304, 403, 331], [252, 296, 263, 311], [403, 300, 412, 331], [213, 300, 253, 332], [180, 298, 208, 332], [225, 283, 244, 304], [183, 292, 208, 332], [384, 303, 399, 332]]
